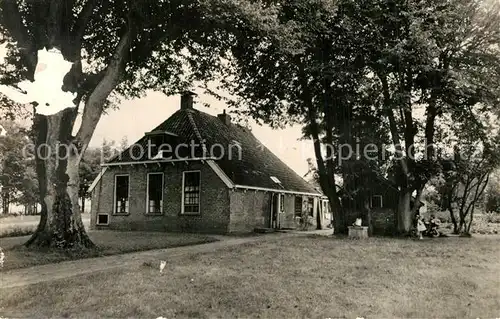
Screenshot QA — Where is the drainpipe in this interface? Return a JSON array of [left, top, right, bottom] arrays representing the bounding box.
[[95, 166, 103, 226]]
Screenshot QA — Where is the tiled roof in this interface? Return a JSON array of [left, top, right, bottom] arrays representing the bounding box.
[[110, 108, 320, 195]]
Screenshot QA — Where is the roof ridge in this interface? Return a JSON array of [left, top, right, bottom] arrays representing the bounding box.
[[186, 111, 208, 154]]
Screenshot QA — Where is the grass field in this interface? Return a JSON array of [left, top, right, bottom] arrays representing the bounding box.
[[1, 235, 498, 318], [0, 231, 217, 271], [0, 214, 91, 238]]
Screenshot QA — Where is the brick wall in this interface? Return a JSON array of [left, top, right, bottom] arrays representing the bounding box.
[[226, 192, 330, 232], [228, 191, 270, 232], [90, 161, 230, 234], [89, 160, 330, 234]]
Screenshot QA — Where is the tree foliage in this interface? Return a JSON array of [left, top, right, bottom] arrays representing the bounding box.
[[0, 0, 238, 248], [483, 169, 500, 214], [0, 120, 37, 213], [212, 0, 500, 235]]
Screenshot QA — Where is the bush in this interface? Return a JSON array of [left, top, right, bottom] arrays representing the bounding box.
[[432, 210, 452, 223], [484, 212, 500, 224], [485, 193, 500, 214], [469, 214, 500, 234]]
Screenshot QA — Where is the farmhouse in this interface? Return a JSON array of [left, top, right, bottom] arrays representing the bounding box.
[[89, 92, 331, 234]]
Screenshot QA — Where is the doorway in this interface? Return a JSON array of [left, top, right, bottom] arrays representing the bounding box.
[[270, 193, 281, 229]]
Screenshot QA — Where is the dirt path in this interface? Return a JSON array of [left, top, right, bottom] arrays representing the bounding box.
[[0, 230, 330, 289]]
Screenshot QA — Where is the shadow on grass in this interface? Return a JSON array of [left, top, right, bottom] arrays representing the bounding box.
[[303, 232, 473, 243], [2, 232, 219, 271], [0, 226, 35, 239]]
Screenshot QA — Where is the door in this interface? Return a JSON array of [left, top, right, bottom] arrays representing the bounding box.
[[270, 193, 280, 229], [316, 198, 322, 229]]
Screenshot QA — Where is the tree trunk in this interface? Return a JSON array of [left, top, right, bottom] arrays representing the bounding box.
[[466, 208, 474, 234], [363, 197, 373, 236], [458, 218, 466, 233], [379, 74, 414, 235], [315, 199, 323, 230], [425, 99, 438, 161], [2, 191, 9, 215], [446, 182, 460, 233], [25, 109, 94, 249], [397, 189, 412, 234], [448, 208, 459, 234], [27, 203, 34, 215], [81, 195, 86, 214], [299, 67, 346, 235]]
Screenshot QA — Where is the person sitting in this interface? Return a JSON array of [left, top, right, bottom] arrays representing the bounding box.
[[430, 214, 440, 227]]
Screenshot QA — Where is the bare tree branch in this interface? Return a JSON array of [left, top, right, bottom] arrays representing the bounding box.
[[75, 22, 135, 151], [65, 0, 99, 59]]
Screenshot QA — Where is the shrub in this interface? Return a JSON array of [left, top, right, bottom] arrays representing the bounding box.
[[485, 192, 500, 214], [484, 212, 500, 224]]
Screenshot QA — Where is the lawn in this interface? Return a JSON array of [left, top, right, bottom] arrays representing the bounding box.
[[0, 214, 91, 238], [0, 231, 218, 271], [1, 235, 498, 318]]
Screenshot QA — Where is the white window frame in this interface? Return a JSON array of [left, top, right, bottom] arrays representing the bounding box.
[[146, 172, 164, 215], [307, 197, 314, 217], [371, 195, 383, 208], [96, 213, 109, 226], [181, 170, 201, 215], [113, 174, 130, 215], [270, 176, 281, 184], [294, 196, 303, 217], [279, 193, 285, 212]]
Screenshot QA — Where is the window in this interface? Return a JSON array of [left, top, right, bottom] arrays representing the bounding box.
[[270, 176, 281, 184], [294, 196, 302, 217], [307, 198, 314, 217], [147, 173, 164, 214], [371, 195, 383, 208], [182, 171, 201, 215], [114, 175, 129, 214], [279, 194, 285, 212], [97, 213, 109, 225], [148, 134, 165, 159]]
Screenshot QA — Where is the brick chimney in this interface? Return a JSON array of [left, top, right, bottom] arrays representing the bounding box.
[[217, 109, 231, 125], [180, 91, 196, 110]]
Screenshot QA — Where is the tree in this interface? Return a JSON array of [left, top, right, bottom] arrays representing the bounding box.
[[441, 138, 500, 234], [351, 0, 500, 234], [211, 0, 381, 234], [433, 95, 500, 234], [0, 120, 35, 214], [15, 165, 39, 215], [484, 170, 500, 214], [119, 136, 129, 152], [0, 0, 233, 248], [212, 0, 500, 235]]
